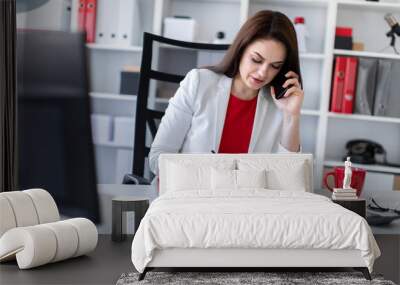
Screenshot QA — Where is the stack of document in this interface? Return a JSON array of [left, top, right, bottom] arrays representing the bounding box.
[[332, 188, 358, 200]]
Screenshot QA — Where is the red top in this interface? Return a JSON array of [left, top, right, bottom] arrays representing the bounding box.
[[218, 94, 258, 153]]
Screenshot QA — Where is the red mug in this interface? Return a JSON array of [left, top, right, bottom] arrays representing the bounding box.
[[323, 167, 366, 197]]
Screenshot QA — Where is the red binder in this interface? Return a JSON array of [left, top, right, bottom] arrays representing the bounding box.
[[330, 57, 347, 113], [342, 57, 358, 114], [77, 0, 86, 32], [85, 0, 97, 43]]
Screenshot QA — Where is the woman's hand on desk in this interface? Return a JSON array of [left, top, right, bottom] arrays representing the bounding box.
[[271, 71, 304, 117]]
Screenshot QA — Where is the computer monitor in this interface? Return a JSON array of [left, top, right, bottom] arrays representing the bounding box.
[[17, 30, 100, 223]]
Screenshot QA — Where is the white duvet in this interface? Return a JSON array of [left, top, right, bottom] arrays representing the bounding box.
[[131, 190, 380, 273]]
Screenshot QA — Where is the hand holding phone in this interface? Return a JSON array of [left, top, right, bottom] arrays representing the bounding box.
[[272, 71, 294, 100], [271, 70, 304, 116]]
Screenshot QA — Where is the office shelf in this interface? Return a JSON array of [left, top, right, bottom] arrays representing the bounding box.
[[324, 160, 400, 175], [90, 92, 137, 102], [334, 49, 400, 61], [328, 112, 400, 124], [93, 141, 133, 149], [300, 53, 325, 60], [301, 109, 320, 116], [337, 0, 400, 12], [252, 0, 328, 8], [86, 43, 143, 52]]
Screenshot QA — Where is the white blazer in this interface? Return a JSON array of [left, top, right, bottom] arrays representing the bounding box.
[[149, 68, 296, 175]]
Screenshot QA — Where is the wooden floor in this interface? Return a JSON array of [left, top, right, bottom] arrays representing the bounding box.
[[0, 235, 133, 285]]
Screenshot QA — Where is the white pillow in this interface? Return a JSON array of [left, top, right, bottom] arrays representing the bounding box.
[[164, 158, 235, 193], [237, 159, 308, 191], [236, 169, 267, 188], [267, 161, 306, 191], [166, 162, 210, 191], [211, 168, 236, 190], [211, 169, 267, 190], [160, 156, 236, 194]]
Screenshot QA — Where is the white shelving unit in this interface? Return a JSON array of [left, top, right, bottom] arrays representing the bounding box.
[[321, 0, 400, 194], [83, 0, 400, 187], [78, 0, 156, 184]]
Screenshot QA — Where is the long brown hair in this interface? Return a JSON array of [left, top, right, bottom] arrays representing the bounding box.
[[208, 10, 302, 86]]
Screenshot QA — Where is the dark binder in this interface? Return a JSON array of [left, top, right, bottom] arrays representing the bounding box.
[[354, 58, 378, 115], [373, 60, 394, 117], [386, 60, 400, 117], [120, 66, 140, 95], [382, 60, 400, 118]]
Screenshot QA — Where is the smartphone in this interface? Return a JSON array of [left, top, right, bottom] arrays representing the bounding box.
[[272, 71, 293, 100]]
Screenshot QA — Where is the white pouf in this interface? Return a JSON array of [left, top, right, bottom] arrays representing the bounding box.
[[0, 189, 98, 269]]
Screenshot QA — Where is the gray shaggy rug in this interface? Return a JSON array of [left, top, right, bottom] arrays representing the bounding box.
[[116, 271, 396, 285]]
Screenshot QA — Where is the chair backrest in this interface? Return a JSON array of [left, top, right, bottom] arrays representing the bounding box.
[[131, 32, 230, 178], [0, 189, 59, 237], [158, 153, 314, 195]]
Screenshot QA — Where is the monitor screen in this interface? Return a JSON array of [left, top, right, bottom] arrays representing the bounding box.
[[17, 29, 100, 223]]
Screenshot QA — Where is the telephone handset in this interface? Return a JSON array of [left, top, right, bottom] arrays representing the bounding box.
[[271, 68, 294, 100], [344, 139, 400, 167]]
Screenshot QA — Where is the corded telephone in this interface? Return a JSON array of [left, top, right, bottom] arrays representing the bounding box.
[[345, 139, 384, 164], [344, 139, 400, 167]]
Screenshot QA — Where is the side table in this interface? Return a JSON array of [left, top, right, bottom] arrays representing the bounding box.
[[332, 198, 366, 218], [112, 196, 149, 242]]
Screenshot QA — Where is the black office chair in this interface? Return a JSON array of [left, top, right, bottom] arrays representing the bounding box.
[[123, 32, 229, 185]]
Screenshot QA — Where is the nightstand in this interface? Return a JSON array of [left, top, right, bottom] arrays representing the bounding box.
[[332, 199, 366, 218], [112, 196, 150, 242]]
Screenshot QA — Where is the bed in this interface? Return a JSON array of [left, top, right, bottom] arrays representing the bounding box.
[[131, 153, 380, 280]]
